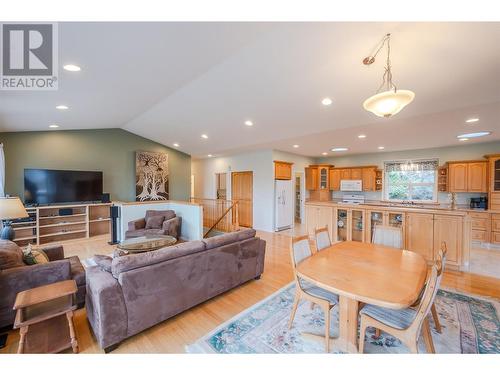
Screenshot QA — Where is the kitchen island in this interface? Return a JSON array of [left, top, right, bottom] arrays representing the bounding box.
[[305, 200, 474, 271]]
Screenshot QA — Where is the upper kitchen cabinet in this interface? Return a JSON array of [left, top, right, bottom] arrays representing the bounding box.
[[486, 154, 500, 210], [328, 166, 378, 191], [306, 164, 334, 201], [274, 161, 293, 180], [448, 161, 488, 193]]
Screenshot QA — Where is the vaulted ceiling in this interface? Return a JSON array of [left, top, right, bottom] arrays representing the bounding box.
[[1, 22, 499, 158]]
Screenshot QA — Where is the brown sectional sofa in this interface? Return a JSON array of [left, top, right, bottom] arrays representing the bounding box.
[[85, 228, 266, 352]]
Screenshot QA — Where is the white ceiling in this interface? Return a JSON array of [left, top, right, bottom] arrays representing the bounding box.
[[1, 22, 499, 158]]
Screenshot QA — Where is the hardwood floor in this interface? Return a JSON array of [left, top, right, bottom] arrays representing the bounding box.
[[1, 229, 499, 354]]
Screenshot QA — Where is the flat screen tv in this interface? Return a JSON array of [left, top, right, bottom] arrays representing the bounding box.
[[24, 169, 103, 205]]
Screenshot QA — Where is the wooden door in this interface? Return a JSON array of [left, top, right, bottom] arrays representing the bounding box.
[[340, 169, 351, 180], [362, 168, 375, 191], [305, 167, 318, 190], [329, 169, 341, 191], [449, 163, 468, 192], [467, 162, 487, 192], [231, 171, 253, 228], [406, 213, 434, 261], [433, 214, 461, 267], [350, 168, 362, 180]]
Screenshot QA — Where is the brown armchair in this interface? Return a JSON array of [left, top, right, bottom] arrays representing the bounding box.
[[0, 241, 86, 328], [125, 210, 182, 240]]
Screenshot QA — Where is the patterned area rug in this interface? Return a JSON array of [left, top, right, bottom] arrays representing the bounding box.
[[186, 283, 500, 354]]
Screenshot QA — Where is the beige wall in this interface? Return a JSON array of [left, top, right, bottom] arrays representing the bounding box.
[[0, 129, 191, 202]]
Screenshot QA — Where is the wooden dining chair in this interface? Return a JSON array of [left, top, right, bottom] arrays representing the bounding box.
[[289, 235, 338, 352], [314, 226, 332, 252], [372, 224, 403, 249], [358, 260, 444, 354]]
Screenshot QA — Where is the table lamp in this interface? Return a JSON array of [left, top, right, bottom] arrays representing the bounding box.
[[0, 197, 29, 241]]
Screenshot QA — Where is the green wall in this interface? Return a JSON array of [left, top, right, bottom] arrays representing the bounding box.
[[0, 129, 191, 202]]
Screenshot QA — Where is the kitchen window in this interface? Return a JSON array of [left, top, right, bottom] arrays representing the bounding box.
[[384, 159, 438, 202]]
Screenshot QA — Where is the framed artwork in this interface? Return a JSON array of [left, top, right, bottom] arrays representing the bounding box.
[[136, 151, 169, 201]]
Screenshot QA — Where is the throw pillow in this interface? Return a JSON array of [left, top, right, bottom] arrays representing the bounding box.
[[93, 254, 112, 272], [145, 215, 165, 229], [22, 244, 49, 265], [0, 239, 25, 270]]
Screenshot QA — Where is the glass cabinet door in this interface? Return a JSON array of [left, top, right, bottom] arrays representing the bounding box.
[[350, 209, 364, 242], [336, 208, 348, 242], [495, 159, 500, 191], [368, 211, 384, 243], [319, 167, 328, 190], [387, 212, 404, 229]]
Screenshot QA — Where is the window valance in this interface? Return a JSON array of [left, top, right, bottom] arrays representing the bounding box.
[[384, 159, 438, 173]]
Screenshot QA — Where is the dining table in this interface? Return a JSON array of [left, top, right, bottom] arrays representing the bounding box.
[[295, 241, 428, 353]]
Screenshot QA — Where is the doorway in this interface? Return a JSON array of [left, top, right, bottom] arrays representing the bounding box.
[[215, 172, 227, 199], [231, 171, 253, 228]]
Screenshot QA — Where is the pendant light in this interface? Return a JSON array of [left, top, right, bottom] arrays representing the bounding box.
[[362, 34, 415, 118]]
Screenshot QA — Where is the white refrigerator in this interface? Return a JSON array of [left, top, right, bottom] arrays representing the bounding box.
[[275, 180, 294, 231]]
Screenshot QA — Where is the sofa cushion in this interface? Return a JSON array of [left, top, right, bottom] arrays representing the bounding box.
[[0, 240, 24, 270], [68, 255, 86, 286], [22, 245, 49, 265], [145, 210, 175, 221], [145, 215, 165, 229], [112, 240, 206, 278], [202, 232, 240, 250], [93, 255, 112, 273], [237, 228, 256, 241]]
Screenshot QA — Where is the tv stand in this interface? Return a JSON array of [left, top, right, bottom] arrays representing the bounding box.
[[11, 203, 111, 247]]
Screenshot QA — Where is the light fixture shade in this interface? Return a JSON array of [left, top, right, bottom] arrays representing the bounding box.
[[363, 89, 415, 118], [0, 197, 28, 220]]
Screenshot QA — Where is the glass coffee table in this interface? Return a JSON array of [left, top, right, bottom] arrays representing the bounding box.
[[117, 234, 177, 254]]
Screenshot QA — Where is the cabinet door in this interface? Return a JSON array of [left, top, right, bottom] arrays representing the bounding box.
[[467, 162, 487, 192], [274, 162, 291, 180], [318, 167, 329, 190], [362, 168, 375, 191], [350, 209, 365, 242], [305, 205, 318, 237], [336, 208, 348, 242], [351, 168, 362, 180], [433, 214, 461, 266], [329, 169, 341, 191], [340, 169, 351, 180], [367, 211, 384, 243], [449, 163, 468, 192], [317, 207, 333, 239], [406, 213, 434, 261], [305, 167, 318, 190]]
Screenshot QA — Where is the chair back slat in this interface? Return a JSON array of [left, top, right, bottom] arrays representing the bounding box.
[[410, 264, 442, 334], [314, 226, 331, 251], [372, 225, 403, 249]]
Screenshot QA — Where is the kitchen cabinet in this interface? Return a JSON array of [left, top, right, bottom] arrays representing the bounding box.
[[469, 212, 489, 243], [305, 204, 333, 239], [335, 208, 349, 242], [406, 213, 434, 261], [433, 214, 462, 267], [340, 169, 351, 180], [274, 161, 293, 180], [487, 154, 500, 210], [329, 169, 341, 191], [350, 168, 362, 180], [350, 209, 365, 242], [334, 207, 365, 242], [448, 161, 487, 193], [305, 167, 318, 190], [448, 163, 468, 192], [366, 210, 405, 246], [362, 167, 377, 191]]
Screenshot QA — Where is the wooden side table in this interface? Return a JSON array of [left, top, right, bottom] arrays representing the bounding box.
[[13, 280, 79, 354]]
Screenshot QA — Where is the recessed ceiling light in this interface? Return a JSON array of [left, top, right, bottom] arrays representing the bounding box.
[[56, 105, 68, 110], [244, 120, 253, 126], [358, 134, 367, 139], [457, 131, 491, 139], [322, 97, 333, 106], [322, 152, 328, 156], [63, 64, 81, 72], [459, 138, 469, 142], [201, 134, 208, 139], [331, 147, 348, 152], [465, 118, 479, 123], [49, 124, 59, 128], [293, 144, 299, 148], [207, 154, 213, 158], [378, 146, 385, 150], [173, 143, 179, 147]]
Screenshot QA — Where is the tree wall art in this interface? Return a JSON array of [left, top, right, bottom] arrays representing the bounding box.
[[135, 151, 169, 201]]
